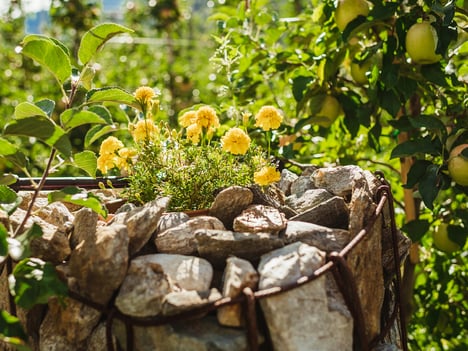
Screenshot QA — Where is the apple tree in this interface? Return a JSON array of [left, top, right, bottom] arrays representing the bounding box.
[[210, 0, 467, 349]]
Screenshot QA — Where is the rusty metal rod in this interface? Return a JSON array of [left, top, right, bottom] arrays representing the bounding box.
[[8, 176, 128, 191]]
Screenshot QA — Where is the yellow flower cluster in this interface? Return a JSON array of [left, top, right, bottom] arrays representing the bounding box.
[[221, 127, 251, 155], [130, 119, 159, 143], [254, 165, 281, 186], [97, 136, 136, 174], [179, 105, 220, 144], [255, 106, 283, 131]]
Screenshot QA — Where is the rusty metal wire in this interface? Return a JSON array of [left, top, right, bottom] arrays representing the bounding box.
[[5, 174, 409, 351]]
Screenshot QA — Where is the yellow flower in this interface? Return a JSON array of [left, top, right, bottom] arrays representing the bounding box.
[[221, 127, 251, 155], [131, 119, 159, 143], [97, 154, 117, 174], [254, 165, 281, 186], [99, 136, 124, 156], [115, 147, 137, 172], [179, 111, 197, 128], [255, 106, 283, 131], [195, 105, 220, 129], [134, 86, 156, 106], [186, 123, 202, 144]]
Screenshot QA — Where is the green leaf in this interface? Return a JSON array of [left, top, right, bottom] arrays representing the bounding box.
[[88, 105, 113, 124], [21, 36, 71, 84], [14, 102, 48, 119], [4, 116, 72, 157], [35, 99, 56, 117], [84, 124, 118, 148], [401, 219, 430, 242], [78, 23, 133, 65], [0, 174, 18, 186], [48, 187, 107, 218], [60, 109, 107, 131], [86, 87, 138, 109], [0, 138, 18, 156], [409, 115, 446, 131], [405, 160, 432, 189], [418, 164, 441, 210], [447, 225, 467, 249], [73, 151, 97, 177], [0, 185, 22, 215], [421, 64, 448, 87], [390, 137, 440, 159], [10, 257, 68, 310], [0, 223, 8, 265], [0, 310, 30, 350], [292, 76, 313, 102], [10, 223, 43, 261]]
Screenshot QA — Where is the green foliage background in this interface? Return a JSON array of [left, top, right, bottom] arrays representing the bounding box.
[[0, 0, 467, 350]]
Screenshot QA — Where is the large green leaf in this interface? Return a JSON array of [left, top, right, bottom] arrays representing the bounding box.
[[73, 151, 97, 177], [21, 36, 71, 84], [0, 310, 30, 350], [401, 219, 430, 242], [48, 187, 107, 218], [0, 185, 22, 215], [10, 257, 68, 310], [4, 116, 72, 157], [60, 109, 107, 131], [84, 124, 119, 148], [14, 102, 48, 119], [390, 137, 441, 159], [78, 23, 133, 65], [86, 87, 139, 108], [418, 164, 441, 210], [0, 138, 18, 156]]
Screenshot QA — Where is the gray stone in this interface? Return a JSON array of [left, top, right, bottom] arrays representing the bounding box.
[[311, 165, 363, 197], [290, 196, 349, 229], [70, 207, 98, 249], [233, 205, 287, 235], [285, 188, 334, 212], [39, 297, 101, 351], [195, 229, 284, 267], [155, 216, 225, 255], [290, 174, 315, 196], [278, 168, 299, 196], [115, 254, 213, 317], [126, 197, 170, 255], [217, 257, 259, 327], [282, 221, 350, 252], [347, 174, 384, 342], [87, 322, 117, 351], [209, 186, 254, 229], [157, 212, 190, 233], [162, 288, 221, 316], [113, 316, 260, 351], [69, 224, 129, 305], [258, 242, 353, 351]]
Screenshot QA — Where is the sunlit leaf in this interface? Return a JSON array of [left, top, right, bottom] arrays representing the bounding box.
[[86, 87, 138, 109], [10, 257, 68, 310], [3, 116, 72, 157], [84, 124, 119, 148], [0, 138, 18, 156], [14, 102, 48, 119], [60, 109, 107, 131], [48, 187, 107, 218], [390, 137, 441, 159], [73, 151, 97, 178], [0, 224, 8, 265], [0, 185, 22, 215], [78, 23, 133, 65], [21, 35, 71, 84], [0, 310, 30, 350]]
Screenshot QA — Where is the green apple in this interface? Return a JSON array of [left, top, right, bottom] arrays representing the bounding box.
[[433, 223, 461, 253], [335, 0, 370, 32], [405, 22, 442, 64], [316, 95, 342, 127], [350, 54, 382, 85], [448, 144, 468, 186]]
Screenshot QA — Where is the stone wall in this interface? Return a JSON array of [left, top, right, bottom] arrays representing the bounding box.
[[0, 165, 411, 351]]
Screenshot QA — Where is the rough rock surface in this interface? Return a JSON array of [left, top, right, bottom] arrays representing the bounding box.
[[233, 205, 287, 235], [209, 186, 254, 229]]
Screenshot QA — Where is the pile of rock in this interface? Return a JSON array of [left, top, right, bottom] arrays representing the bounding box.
[[0, 165, 410, 351]]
